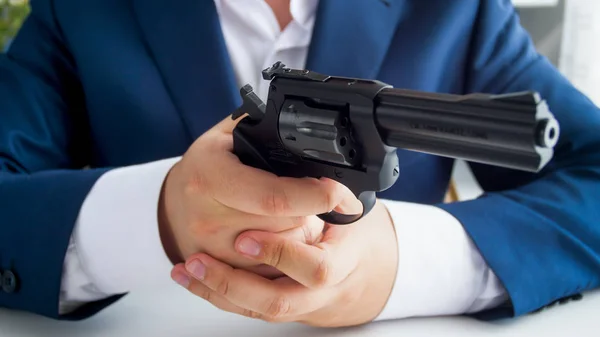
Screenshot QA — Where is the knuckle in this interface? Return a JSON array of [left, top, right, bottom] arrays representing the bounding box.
[[215, 278, 230, 297], [198, 289, 213, 303], [313, 254, 331, 287], [185, 170, 208, 196], [242, 309, 262, 320], [300, 221, 313, 244], [265, 296, 292, 318], [265, 240, 286, 268], [261, 185, 290, 215]]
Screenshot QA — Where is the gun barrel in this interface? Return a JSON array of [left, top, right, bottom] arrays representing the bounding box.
[[373, 88, 559, 172]]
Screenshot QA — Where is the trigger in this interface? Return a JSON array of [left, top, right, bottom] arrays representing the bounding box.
[[318, 211, 363, 225], [317, 192, 377, 225], [232, 84, 266, 121]]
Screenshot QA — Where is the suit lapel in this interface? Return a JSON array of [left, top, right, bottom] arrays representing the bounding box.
[[131, 0, 406, 140], [132, 0, 239, 140], [307, 0, 407, 79]]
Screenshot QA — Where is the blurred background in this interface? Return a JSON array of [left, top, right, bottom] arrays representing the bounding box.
[[1, 0, 597, 200], [0, 0, 29, 52]]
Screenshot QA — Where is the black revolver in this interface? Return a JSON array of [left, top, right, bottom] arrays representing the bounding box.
[[231, 62, 560, 225]]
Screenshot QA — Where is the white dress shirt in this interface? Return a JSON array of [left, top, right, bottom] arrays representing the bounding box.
[[60, 0, 508, 319]]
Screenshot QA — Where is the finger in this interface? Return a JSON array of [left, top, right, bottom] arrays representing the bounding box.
[[171, 264, 266, 320], [199, 114, 245, 154], [234, 224, 360, 289], [225, 208, 324, 235], [200, 204, 322, 237], [204, 115, 242, 152], [183, 254, 333, 320], [212, 114, 245, 135], [276, 215, 324, 245], [242, 216, 325, 279], [207, 117, 357, 218], [322, 177, 362, 216], [212, 156, 349, 217], [243, 264, 284, 279], [241, 216, 324, 279]]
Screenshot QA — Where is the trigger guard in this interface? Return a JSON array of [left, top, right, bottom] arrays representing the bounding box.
[[317, 192, 376, 225]]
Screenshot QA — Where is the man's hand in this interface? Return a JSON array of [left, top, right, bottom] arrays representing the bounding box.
[[171, 200, 399, 328], [158, 115, 353, 276]]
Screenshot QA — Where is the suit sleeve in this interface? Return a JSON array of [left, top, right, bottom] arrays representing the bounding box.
[[437, 0, 600, 319], [0, 0, 118, 319]]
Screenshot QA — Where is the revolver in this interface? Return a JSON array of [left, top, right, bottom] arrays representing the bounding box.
[[231, 62, 560, 225]]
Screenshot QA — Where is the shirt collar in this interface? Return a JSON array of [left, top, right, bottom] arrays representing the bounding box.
[[290, 0, 319, 28], [214, 0, 319, 29]]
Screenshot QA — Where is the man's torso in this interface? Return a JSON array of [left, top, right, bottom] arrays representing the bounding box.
[[48, 0, 482, 204]]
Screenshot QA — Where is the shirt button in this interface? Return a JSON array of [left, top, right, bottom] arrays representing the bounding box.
[[2, 270, 18, 293]]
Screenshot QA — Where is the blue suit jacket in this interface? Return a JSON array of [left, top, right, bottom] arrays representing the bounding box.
[[1, 0, 599, 321]]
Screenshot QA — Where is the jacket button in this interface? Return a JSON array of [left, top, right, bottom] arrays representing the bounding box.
[[2, 270, 18, 293]]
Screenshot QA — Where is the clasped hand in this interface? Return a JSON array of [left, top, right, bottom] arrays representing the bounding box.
[[162, 116, 399, 327]]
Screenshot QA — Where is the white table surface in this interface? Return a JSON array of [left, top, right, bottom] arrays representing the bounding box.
[[1, 285, 597, 337]]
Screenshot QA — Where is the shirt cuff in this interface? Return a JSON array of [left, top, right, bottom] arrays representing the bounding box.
[[64, 157, 181, 304], [374, 199, 508, 321]]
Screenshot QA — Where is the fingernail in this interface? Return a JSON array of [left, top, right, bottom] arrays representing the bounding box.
[[187, 260, 206, 280], [173, 272, 190, 288], [237, 237, 261, 256]]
